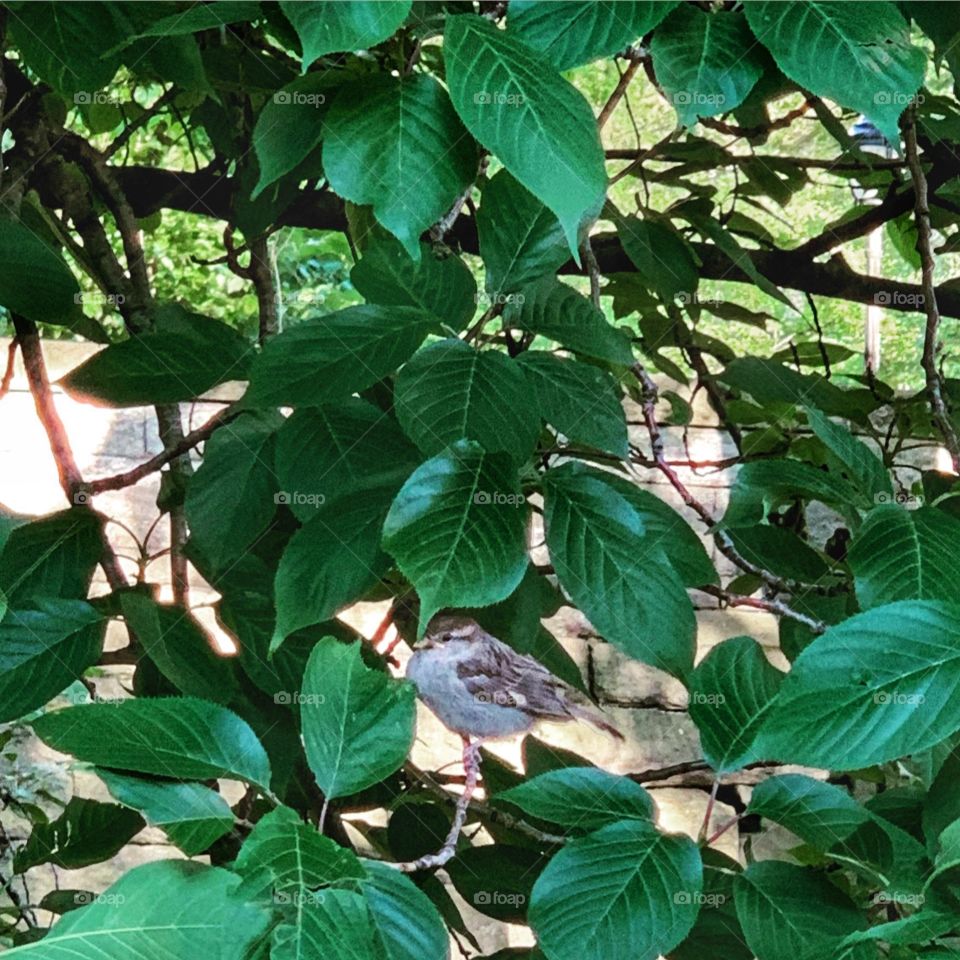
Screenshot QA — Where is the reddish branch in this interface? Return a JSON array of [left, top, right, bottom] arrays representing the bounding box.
[[904, 112, 960, 473], [0, 337, 17, 400], [701, 585, 826, 634]]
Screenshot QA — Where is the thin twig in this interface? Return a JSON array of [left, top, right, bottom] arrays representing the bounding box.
[[701, 584, 827, 634], [597, 57, 641, 131], [904, 110, 960, 472], [0, 336, 17, 400]]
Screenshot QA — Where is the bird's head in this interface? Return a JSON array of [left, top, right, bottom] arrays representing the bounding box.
[[419, 615, 481, 650]]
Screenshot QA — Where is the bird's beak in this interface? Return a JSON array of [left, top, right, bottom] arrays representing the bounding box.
[[414, 635, 436, 650]]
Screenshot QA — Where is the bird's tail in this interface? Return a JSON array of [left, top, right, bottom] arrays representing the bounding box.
[[568, 703, 625, 741]]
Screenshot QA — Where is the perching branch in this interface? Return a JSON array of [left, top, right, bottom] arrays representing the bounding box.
[[904, 111, 960, 473]]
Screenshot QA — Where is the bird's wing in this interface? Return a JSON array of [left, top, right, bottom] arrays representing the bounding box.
[[456, 637, 572, 720]]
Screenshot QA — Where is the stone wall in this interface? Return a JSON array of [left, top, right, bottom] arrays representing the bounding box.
[[0, 337, 820, 952]]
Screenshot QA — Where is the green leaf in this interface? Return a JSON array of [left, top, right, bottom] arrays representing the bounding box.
[[323, 73, 477, 258], [0, 220, 81, 325], [234, 806, 365, 903], [755, 600, 960, 769], [252, 73, 334, 196], [382, 440, 530, 629], [273, 490, 392, 644], [848, 505, 960, 610], [726, 526, 830, 584], [275, 399, 421, 519], [530, 819, 702, 960], [444, 14, 606, 255], [516, 352, 628, 458], [281, 0, 412, 70], [743, 1, 926, 143], [13, 797, 144, 873], [618, 216, 699, 302], [119, 594, 238, 703], [351, 236, 478, 330], [245, 304, 437, 407], [0, 860, 270, 960], [96, 769, 234, 856], [734, 861, 867, 960], [130, 2, 261, 38], [61, 313, 252, 406], [301, 638, 417, 799], [505, 277, 634, 366], [476, 170, 569, 298], [688, 636, 784, 772], [544, 462, 696, 678], [0, 600, 104, 723], [804, 406, 890, 500], [722, 459, 859, 528], [0, 509, 102, 606], [508, 0, 678, 70], [395, 339, 540, 459], [33, 697, 272, 788], [361, 860, 450, 960], [273, 888, 377, 960], [498, 767, 653, 832], [448, 845, 544, 923], [650, 7, 764, 126], [719, 357, 849, 415], [185, 411, 282, 571], [595, 472, 717, 588]]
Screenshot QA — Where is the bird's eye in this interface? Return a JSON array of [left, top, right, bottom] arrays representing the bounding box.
[[440, 633, 451, 643]]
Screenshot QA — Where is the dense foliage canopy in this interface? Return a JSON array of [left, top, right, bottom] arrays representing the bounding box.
[[3, 1, 960, 959]]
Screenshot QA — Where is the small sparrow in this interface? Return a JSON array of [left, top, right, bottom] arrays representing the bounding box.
[[406, 615, 623, 742]]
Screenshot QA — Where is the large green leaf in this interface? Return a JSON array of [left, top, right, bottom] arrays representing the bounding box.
[[0, 600, 104, 723], [804, 406, 890, 500], [756, 601, 960, 769], [185, 411, 282, 571], [119, 594, 238, 703], [650, 7, 763, 126], [300, 638, 417, 799], [382, 440, 530, 629], [275, 399, 420, 519], [96, 769, 234, 856], [33, 697, 272, 788], [543, 463, 696, 678], [0, 220, 81, 325], [130, 2, 261, 37], [281, 0, 411, 69], [323, 74, 478, 259], [13, 797, 144, 873], [744, 1, 926, 143], [497, 767, 653, 832], [61, 313, 252, 406], [848, 505, 960, 610], [351, 236, 477, 330], [361, 860, 450, 960], [395, 339, 540, 459], [444, 14, 606, 254], [273, 490, 392, 644], [688, 635, 784, 772], [530, 819, 702, 960], [0, 860, 270, 960], [234, 806, 365, 903], [476, 170, 569, 297], [0, 509, 102, 606], [252, 73, 335, 196], [516, 351, 628, 458], [245, 305, 437, 407], [508, 0, 678, 70], [618, 216, 699, 302], [734, 861, 867, 960], [505, 277, 634, 366]]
